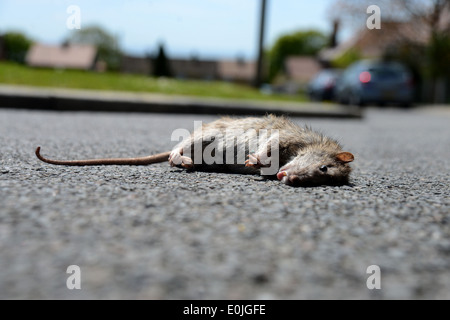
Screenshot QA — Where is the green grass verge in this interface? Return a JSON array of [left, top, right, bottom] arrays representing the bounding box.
[[0, 61, 306, 102]]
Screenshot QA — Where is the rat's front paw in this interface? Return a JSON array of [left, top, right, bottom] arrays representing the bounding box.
[[245, 154, 262, 168], [245, 153, 272, 169]]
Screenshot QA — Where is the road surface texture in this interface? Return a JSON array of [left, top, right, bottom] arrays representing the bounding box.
[[0, 107, 449, 299]]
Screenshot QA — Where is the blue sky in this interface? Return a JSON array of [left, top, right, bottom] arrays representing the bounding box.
[[0, 0, 347, 59]]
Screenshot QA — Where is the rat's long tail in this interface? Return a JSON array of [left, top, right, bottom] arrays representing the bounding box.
[[35, 147, 170, 166]]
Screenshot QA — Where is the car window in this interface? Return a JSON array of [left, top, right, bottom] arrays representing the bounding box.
[[368, 66, 405, 80]]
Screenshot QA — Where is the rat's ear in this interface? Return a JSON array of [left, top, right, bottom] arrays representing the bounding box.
[[336, 152, 354, 163]]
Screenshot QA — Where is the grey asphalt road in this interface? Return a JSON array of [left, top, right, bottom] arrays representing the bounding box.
[[0, 106, 449, 299]]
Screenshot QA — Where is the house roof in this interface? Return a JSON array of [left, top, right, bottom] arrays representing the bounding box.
[[26, 43, 97, 69], [284, 56, 321, 83], [319, 21, 430, 62]]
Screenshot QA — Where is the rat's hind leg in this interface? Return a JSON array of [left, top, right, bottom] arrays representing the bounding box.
[[169, 148, 194, 169]]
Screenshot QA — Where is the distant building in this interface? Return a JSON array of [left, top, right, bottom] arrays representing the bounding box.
[[170, 58, 217, 80], [319, 21, 430, 63], [26, 43, 98, 70], [284, 56, 322, 84], [120, 54, 152, 75], [119, 54, 257, 84], [217, 59, 256, 84]]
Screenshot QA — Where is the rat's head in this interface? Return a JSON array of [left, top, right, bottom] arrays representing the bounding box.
[[276, 149, 354, 187]]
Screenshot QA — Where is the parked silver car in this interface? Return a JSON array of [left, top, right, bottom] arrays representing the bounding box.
[[335, 60, 414, 107]]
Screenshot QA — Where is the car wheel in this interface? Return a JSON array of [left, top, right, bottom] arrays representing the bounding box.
[[400, 102, 412, 108], [337, 94, 348, 105]]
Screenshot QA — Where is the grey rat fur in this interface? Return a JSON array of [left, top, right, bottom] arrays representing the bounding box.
[[35, 115, 354, 186]]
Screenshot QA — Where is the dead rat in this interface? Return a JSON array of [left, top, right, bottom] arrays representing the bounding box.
[[35, 115, 354, 186]]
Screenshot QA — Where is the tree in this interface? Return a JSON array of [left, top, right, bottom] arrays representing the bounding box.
[[152, 44, 171, 78], [2, 32, 32, 64], [66, 25, 121, 71], [268, 30, 327, 81]]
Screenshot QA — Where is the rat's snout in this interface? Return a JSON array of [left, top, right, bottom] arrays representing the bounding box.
[[277, 166, 312, 186], [277, 170, 303, 185], [277, 171, 287, 180], [277, 163, 295, 181]]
